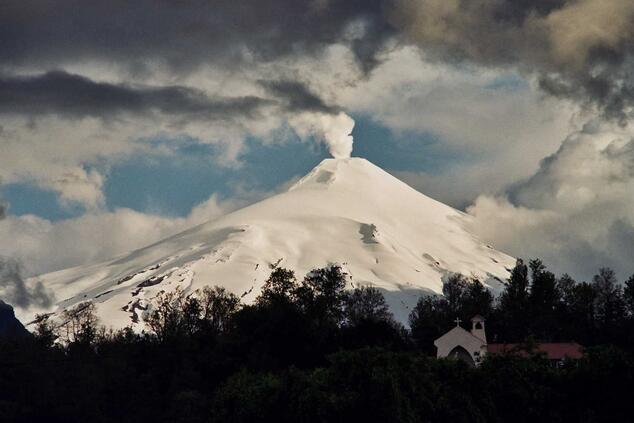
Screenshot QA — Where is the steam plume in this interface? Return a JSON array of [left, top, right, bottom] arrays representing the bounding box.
[[290, 112, 355, 158]]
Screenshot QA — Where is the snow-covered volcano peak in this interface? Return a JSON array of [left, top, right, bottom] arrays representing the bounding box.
[[290, 157, 364, 190], [287, 157, 445, 217], [290, 157, 393, 191], [26, 157, 515, 328]]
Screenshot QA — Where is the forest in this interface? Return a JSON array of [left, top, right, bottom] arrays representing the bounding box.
[[1, 259, 634, 422]]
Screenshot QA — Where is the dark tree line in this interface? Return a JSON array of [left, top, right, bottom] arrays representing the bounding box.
[[409, 259, 634, 351], [0, 260, 633, 422]]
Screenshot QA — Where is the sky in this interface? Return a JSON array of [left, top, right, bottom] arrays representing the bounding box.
[[2, 0, 634, 308]]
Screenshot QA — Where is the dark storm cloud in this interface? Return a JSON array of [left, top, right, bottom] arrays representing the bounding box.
[[3, 0, 633, 123], [0, 0, 394, 74], [392, 0, 634, 122], [0, 71, 352, 121], [0, 257, 54, 309], [259, 80, 339, 114], [0, 71, 273, 120], [491, 0, 567, 24], [538, 67, 634, 125]]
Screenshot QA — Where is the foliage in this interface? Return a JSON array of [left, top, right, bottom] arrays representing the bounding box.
[[1, 262, 634, 421]]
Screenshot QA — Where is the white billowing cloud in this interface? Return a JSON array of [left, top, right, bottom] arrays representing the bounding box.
[[0, 116, 140, 204], [338, 47, 574, 150], [468, 122, 634, 280], [0, 193, 249, 278], [50, 167, 105, 210], [289, 111, 355, 158]]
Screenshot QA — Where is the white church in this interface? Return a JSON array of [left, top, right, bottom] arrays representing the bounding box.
[[434, 315, 584, 367], [434, 315, 488, 367]]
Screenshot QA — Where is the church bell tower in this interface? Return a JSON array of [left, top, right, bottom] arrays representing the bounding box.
[[470, 315, 487, 343]]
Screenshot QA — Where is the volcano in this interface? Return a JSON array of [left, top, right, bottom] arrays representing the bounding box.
[[27, 158, 514, 327]]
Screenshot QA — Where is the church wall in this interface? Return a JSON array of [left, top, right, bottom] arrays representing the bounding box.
[[434, 327, 486, 365]]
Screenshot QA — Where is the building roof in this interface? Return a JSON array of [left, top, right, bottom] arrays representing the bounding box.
[[434, 325, 485, 347], [487, 342, 584, 360]]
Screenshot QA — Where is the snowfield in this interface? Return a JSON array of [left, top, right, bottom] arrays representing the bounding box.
[[24, 158, 515, 327]]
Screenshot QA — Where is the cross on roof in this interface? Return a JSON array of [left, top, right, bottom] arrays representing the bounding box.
[[454, 317, 462, 327]]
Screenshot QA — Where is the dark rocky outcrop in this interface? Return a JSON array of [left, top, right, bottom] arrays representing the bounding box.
[[0, 300, 29, 338]]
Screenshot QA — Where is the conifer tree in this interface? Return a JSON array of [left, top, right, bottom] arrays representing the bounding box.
[[497, 259, 531, 341]]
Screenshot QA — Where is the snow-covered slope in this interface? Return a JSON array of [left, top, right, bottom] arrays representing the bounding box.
[[25, 158, 515, 327]]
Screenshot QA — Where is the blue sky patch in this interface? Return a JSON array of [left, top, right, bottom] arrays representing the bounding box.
[[1, 183, 85, 221]]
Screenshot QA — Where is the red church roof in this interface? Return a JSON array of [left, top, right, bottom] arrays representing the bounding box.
[[487, 342, 584, 360]]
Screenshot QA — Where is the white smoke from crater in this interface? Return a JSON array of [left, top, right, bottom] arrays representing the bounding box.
[[289, 111, 355, 158]]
